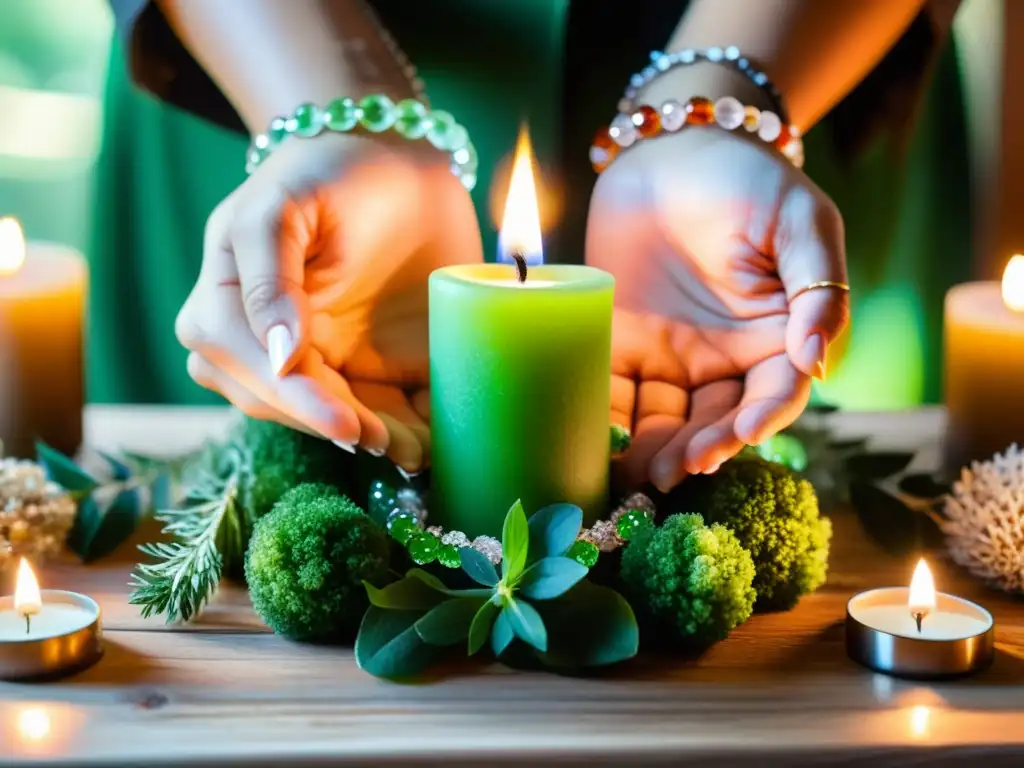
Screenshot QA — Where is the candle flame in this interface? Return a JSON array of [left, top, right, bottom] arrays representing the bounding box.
[[1002, 255, 1024, 312], [15, 558, 42, 617], [497, 125, 543, 265], [908, 558, 936, 618], [0, 217, 26, 276]]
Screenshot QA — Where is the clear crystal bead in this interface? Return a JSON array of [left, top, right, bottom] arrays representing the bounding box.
[[680, 49, 696, 63], [757, 110, 783, 142], [659, 99, 686, 132], [714, 96, 745, 131], [706, 46, 724, 61], [725, 45, 741, 60], [753, 72, 769, 86], [608, 113, 638, 147], [630, 73, 644, 88], [655, 55, 672, 71]]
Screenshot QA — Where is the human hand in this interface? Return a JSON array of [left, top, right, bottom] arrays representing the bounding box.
[[176, 132, 483, 473], [587, 126, 848, 492]]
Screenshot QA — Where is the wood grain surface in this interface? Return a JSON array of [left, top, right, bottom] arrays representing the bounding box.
[[3, 406, 1024, 767]]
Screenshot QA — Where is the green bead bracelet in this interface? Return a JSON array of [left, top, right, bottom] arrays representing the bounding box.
[[245, 94, 478, 191]]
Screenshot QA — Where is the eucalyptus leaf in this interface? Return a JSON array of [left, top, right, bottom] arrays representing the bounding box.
[[460, 546, 499, 587], [898, 473, 951, 500], [468, 599, 500, 656], [415, 596, 489, 647], [82, 488, 143, 561], [150, 474, 174, 511], [849, 481, 944, 557], [98, 451, 132, 481], [533, 581, 639, 668], [355, 606, 440, 679], [846, 452, 916, 481], [364, 573, 448, 611], [66, 497, 100, 560], [519, 557, 588, 601], [527, 503, 583, 563], [36, 441, 98, 496], [502, 499, 529, 581], [504, 599, 547, 652], [491, 608, 515, 657]]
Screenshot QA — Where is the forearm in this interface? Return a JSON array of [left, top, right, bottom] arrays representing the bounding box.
[[643, 0, 927, 130], [156, 0, 413, 133]]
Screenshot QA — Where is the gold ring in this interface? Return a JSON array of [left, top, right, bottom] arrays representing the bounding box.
[[788, 280, 850, 303]]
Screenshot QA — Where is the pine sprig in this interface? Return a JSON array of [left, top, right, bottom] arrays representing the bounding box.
[[128, 445, 248, 623]]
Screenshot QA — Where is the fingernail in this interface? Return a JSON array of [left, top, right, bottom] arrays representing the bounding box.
[[267, 325, 294, 377], [799, 334, 826, 380], [703, 462, 722, 475], [332, 439, 356, 454], [396, 465, 420, 482], [816, 343, 828, 382], [367, 447, 386, 457]]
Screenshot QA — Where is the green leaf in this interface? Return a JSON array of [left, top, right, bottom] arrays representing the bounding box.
[[468, 599, 500, 656], [849, 482, 944, 557], [66, 497, 100, 560], [527, 503, 583, 563], [36, 441, 98, 496], [364, 573, 448, 611], [406, 568, 450, 593], [355, 606, 440, 679], [501, 499, 529, 581], [898, 473, 951, 500], [98, 451, 132, 481], [415, 596, 489, 647], [491, 609, 515, 657], [519, 557, 588, 600], [81, 488, 143, 561], [533, 581, 639, 668], [460, 547, 499, 587], [504, 599, 547, 652], [846, 452, 916, 481]]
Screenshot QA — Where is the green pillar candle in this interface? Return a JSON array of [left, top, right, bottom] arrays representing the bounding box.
[[429, 263, 614, 537]]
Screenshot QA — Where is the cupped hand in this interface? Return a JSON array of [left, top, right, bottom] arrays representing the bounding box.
[[586, 126, 848, 492], [175, 132, 483, 473]]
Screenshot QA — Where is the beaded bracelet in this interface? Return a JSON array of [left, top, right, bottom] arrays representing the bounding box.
[[245, 95, 479, 191], [620, 47, 788, 124], [590, 96, 804, 173]]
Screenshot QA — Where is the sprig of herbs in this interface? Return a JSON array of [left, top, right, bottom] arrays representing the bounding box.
[[355, 500, 639, 679], [128, 443, 249, 623]]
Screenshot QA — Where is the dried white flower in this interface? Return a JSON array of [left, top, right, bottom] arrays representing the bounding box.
[[0, 457, 76, 568], [943, 444, 1024, 593]]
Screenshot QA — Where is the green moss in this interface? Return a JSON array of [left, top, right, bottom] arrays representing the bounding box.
[[620, 513, 756, 648], [245, 483, 389, 641]]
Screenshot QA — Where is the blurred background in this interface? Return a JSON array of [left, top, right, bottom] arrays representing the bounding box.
[[0, 0, 1017, 411]]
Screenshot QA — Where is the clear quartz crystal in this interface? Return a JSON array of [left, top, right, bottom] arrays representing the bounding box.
[[714, 96, 745, 131], [659, 100, 686, 132], [757, 110, 783, 142], [609, 113, 638, 147]]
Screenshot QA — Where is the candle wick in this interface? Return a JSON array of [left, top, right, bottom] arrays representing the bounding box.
[[24, 614, 30, 635], [914, 612, 924, 633], [512, 252, 528, 284]]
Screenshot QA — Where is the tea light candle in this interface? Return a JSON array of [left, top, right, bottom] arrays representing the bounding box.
[[846, 560, 994, 678], [0, 559, 102, 680]]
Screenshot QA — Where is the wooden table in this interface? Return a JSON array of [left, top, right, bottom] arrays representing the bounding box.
[[3, 406, 1024, 766]]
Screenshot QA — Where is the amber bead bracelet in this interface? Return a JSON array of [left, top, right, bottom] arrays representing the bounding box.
[[589, 96, 803, 174]]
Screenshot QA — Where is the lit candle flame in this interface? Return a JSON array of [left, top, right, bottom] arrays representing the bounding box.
[[497, 125, 543, 266], [1002, 255, 1024, 312], [0, 217, 26, 276], [908, 558, 936, 631], [15, 558, 42, 626]]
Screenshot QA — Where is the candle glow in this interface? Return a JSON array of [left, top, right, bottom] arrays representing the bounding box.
[[497, 126, 544, 265], [908, 559, 936, 630], [1001, 255, 1024, 312], [0, 217, 26, 276], [14, 559, 42, 622]]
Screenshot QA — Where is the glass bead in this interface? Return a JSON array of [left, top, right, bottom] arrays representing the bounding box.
[[590, 127, 618, 172], [782, 135, 804, 166], [631, 105, 661, 138], [743, 105, 761, 132], [655, 55, 672, 72], [630, 73, 645, 88], [706, 46, 724, 62], [659, 100, 686, 132], [459, 172, 477, 191], [453, 142, 479, 174], [438, 544, 462, 569], [387, 512, 422, 545], [714, 96, 745, 131], [324, 97, 359, 131], [368, 480, 398, 523], [407, 532, 439, 565], [680, 49, 696, 64], [641, 66, 656, 79], [292, 102, 324, 137], [268, 116, 290, 145], [446, 123, 470, 152], [253, 134, 271, 151], [426, 110, 457, 150], [616, 509, 654, 541], [617, 97, 633, 114], [758, 110, 782, 142], [358, 94, 397, 133], [568, 540, 599, 568], [753, 72, 769, 86], [685, 97, 715, 126], [725, 45, 741, 60], [608, 113, 637, 148]]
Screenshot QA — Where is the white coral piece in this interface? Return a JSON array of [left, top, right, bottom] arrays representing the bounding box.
[[943, 444, 1024, 593]]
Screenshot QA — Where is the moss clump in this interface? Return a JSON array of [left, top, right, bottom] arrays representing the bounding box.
[[245, 484, 389, 641], [620, 513, 756, 648]]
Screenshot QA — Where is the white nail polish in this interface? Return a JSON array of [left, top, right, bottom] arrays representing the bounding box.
[[396, 465, 419, 482], [267, 325, 294, 376], [332, 440, 356, 454]]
